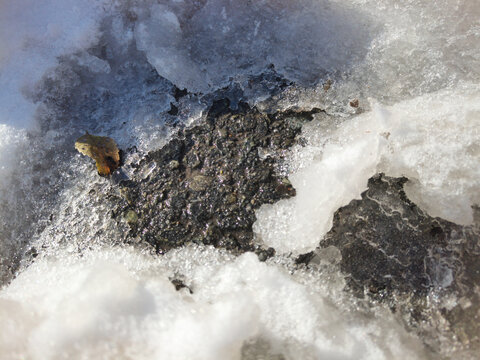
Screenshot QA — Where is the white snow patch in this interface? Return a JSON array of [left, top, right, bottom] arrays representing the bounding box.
[[0, 246, 427, 360]]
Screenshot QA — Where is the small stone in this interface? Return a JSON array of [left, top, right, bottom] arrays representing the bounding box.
[[124, 210, 138, 224], [119, 187, 133, 205], [323, 79, 332, 91], [170, 278, 193, 293], [226, 194, 237, 204], [188, 175, 212, 191], [256, 247, 275, 262], [257, 251, 268, 262], [349, 98, 359, 108], [168, 160, 180, 170]]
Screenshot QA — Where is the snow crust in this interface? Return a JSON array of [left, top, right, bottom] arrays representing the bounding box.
[[0, 246, 426, 360], [254, 83, 480, 253]]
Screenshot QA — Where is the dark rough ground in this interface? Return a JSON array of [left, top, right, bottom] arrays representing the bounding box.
[[115, 99, 318, 255], [110, 100, 479, 357], [314, 174, 480, 357]]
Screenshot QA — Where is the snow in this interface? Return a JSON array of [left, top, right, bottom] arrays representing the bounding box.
[[0, 246, 427, 360]]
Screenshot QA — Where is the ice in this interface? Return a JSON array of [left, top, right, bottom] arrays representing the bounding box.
[[0, 125, 27, 277], [0, 125, 26, 180], [0, 0, 110, 129], [0, 0, 115, 274], [0, 246, 427, 360], [254, 83, 480, 253], [133, 0, 373, 93]]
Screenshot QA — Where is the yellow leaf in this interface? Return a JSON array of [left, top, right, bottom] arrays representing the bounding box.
[[75, 133, 120, 176]]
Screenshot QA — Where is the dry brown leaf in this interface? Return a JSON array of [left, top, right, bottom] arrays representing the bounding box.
[[75, 133, 120, 176]]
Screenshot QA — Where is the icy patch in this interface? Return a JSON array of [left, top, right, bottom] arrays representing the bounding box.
[[0, 124, 27, 181], [254, 83, 480, 253], [0, 0, 110, 129], [134, 0, 373, 93], [0, 246, 427, 360], [0, 125, 28, 277]]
